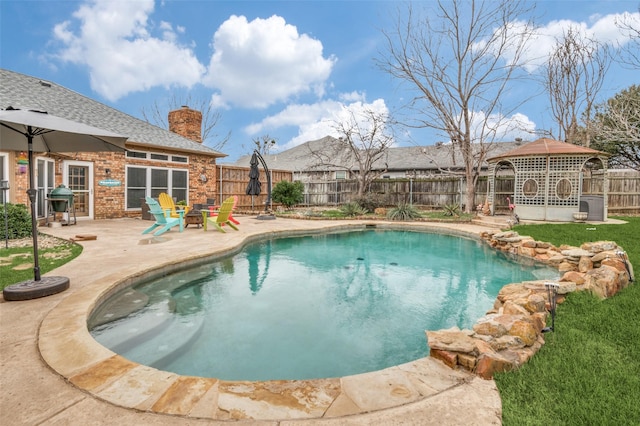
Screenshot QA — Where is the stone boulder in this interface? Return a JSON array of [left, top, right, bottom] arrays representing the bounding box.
[[425, 233, 633, 380]]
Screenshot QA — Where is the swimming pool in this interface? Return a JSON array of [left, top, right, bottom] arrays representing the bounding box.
[[89, 229, 557, 381]]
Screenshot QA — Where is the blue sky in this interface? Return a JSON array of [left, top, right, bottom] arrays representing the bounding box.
[[1, 0, 638, 163]]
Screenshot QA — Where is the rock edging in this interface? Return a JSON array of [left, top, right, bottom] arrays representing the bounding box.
[[426, 230, 634, 379]]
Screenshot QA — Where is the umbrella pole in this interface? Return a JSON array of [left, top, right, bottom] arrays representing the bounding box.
[[3, 131, 70, 301], [27, 132, 41, 281]]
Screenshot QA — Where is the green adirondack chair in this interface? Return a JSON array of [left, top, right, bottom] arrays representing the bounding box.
[[203, 196, 239, 233], [142, 197, 184, 236]]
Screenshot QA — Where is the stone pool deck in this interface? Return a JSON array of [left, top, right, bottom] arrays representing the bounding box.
[[1, 216, 504, 425]]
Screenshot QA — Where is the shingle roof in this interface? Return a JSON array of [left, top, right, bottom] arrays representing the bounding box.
[[0, 68, 224, 157], [233, 136, 522, 172], [488, 138, 607, 161]]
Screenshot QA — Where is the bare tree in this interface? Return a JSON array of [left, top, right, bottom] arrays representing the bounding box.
[[377, 0, 536, 213], [544, 27, 611, 146], [250, 135, 277, 156], [141, 93, 230, 151], [615, 9, 640, 69], [590, 85, 640, 170], [308, 108, 394, 198]]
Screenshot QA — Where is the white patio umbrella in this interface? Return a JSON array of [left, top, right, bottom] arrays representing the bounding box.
[[1, 107, 128, 301]]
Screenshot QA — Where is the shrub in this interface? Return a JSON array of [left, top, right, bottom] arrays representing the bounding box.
[[386, 203, 422, 221], [340, 202, 367, 217], [355, 193, 385, 212], [5, 203, 32, 239], [441, 203, 461, 217], [272, 180, 304, 209]]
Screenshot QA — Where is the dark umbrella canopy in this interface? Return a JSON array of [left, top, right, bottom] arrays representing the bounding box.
[[245, 152, 262, 197], [1, 107, 128, 301], [0, 108, 127, 152]]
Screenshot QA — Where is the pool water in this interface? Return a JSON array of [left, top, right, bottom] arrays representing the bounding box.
[[90, 230, 557, 381]]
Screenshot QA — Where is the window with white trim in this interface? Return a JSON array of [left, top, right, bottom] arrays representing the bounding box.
[[0, 153, 8, 202], [36, 157, 55, 218], [125, 166, 188, 209], [126, 150, 189, 164]]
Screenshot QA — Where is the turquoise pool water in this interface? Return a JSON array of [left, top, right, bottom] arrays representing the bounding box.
[[90, 230, 557, 381]]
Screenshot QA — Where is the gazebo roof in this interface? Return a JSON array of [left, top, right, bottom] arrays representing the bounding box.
[[488, 138, 607, 161]]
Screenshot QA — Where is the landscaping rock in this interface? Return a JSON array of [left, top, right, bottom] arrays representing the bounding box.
[[426, 329, 477, 353], [425, 232, 633, 380]]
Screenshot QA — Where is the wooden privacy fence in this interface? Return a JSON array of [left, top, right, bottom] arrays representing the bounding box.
[[215, 164, 292, 210], [300, 175, 639, 214], [217, 165, 639, 214]]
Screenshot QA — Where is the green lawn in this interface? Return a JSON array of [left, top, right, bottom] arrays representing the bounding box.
[[496, 217, 640, 425], [0, 236, 82, 290]]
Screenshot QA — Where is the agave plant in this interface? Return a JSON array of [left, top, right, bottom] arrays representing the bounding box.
[[340, 202, 367, 217], [441, 203, 461, 217], [386, 203, 422, 221]]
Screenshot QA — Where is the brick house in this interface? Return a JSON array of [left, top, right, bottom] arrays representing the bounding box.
[[1, 69, 225, 222]]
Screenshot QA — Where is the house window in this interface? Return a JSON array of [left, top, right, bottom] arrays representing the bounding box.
[[125, 166, 188, 209], [335, 171, 347, 180], [126, 150, 147, 159], [36, 157, 55, 218], [171, 155, 188, 163], [0, 153, 8, 202], [0, 154, 6, 178], [126, 150, 189, 164], [126, 167, 147, 209]]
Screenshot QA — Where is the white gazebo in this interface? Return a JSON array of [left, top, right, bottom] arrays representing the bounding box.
[[486, 138, 609, 222]]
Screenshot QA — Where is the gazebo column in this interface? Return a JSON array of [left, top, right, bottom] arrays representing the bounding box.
[[488, 164, 496, 215]]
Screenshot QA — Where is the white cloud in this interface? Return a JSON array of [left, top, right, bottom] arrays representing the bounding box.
[[467, 111, 536, 142], [515, 12, 640, 72], [246, 97, 390, 151], [202, 15, 336, 109], [339, 91, 367, 103], [51, 0, 204, 101]]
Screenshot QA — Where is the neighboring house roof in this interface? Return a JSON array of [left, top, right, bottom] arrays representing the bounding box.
[[0, 68, 225, 158], [233, 136, 523, 173], [232, 136, 335, 171], [488, 138, 608, 161]]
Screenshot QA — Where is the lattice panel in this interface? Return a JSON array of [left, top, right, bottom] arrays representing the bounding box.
[[548, 172, 580, 206], [549, 156, 585, 172], [510, 156, 547, 173], [515, 172, 546, 205]]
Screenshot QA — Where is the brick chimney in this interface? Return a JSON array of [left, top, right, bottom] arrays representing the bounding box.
[[168, 105, 202, 143]]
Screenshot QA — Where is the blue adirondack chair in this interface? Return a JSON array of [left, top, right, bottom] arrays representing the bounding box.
[[142, 197, 184, 236]]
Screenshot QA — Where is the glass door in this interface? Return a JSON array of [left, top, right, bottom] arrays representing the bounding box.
[[36, 157, 55, 218], [64, 161, 94, 219]]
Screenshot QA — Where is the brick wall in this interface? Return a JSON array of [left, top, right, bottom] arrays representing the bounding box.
[[168, 106, 202, 143]]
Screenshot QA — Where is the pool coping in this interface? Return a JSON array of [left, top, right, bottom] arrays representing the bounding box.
[[7, 218, 504, 424]]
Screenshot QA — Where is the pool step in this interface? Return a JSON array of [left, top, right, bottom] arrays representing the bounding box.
[[118, 313, 205, 369], [91, 299, 173, 354], [88, 288, 150, 329]]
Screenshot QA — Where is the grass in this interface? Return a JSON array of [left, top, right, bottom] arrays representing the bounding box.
[[495, 216, 640, 425], [0, 235, 83, 290]]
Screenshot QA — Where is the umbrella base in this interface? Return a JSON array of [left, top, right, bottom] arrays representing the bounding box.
[[3, 276, 70, 301]]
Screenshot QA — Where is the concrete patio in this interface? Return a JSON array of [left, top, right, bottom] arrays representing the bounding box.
[[1, 215, 503, 425]]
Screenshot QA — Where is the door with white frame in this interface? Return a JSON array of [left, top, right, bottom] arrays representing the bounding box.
[[35, 157, 55, 219], [63, 161, 94, 220]]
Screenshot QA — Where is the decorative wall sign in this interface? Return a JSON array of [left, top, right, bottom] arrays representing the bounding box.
[[98, 179, 121, 187]]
